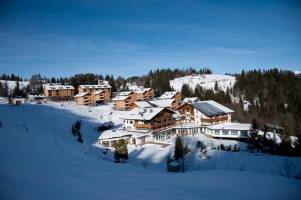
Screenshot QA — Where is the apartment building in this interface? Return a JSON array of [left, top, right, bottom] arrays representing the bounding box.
[[43, 84, 74, 100]]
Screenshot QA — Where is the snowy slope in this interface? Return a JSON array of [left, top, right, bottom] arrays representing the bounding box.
[[0, 104, 300, 200], [0, 80, 29, 92], [170, 74, 235, 92], [43, 102, 301, 174]]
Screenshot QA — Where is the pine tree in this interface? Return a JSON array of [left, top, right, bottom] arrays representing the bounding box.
[[214, 81, 219, 91], [0, 82, 3, 97], [174, 136, 183, 160], [3, 81, 10, 97], [13, 80, 21, 97], [181, 84, 192, 99], [114, 139, 128, 162]]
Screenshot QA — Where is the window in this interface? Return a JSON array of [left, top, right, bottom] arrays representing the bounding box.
[[102, 141, 109, 147], [215, 130, 220, 135], [241, 131, 248, 136], [130, 120, 133, 124], [222, 130, 229, 135], [231, 130, 238, 135]]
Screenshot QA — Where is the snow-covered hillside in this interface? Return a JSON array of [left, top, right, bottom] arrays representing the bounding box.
[[295, 71, 301, 75], [0, 80, 29, 91], [170, 74, 235, 92], [0, 103, 301, 200]]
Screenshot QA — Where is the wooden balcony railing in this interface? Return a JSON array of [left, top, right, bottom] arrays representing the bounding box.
[[201, 116, 228, 123], [134, 122, 176, 130], [133, 123, 152, 129]]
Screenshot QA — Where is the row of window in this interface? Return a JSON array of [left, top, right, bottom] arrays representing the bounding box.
[[209, 129, 248, 136], [125, 120, 134, 124]]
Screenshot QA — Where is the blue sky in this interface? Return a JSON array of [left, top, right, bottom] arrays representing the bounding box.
[[0, 0, 300, 78]]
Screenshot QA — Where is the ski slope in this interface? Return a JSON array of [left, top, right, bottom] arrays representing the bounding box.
[[170, 74, 235, 92], [0, 104, 300, 200]]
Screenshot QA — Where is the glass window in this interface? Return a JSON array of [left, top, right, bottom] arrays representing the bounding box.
[[241, 131, 247, 136], [231, 130, 238, 135], [215, 130, 220, 135], [222, 130, 229, 135]]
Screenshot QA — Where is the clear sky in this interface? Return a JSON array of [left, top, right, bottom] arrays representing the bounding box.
[[0, 0, 300, 78]]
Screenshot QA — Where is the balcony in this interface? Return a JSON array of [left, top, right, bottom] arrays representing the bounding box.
[[201, 116, 228, 123], [134, 123, 152, 129], [134, 121, 176, 131]]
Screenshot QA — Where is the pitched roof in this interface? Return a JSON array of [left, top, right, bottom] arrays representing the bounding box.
[[79, 84, 111, 89], [98, 128, 152, 140], [98, 129, 132, 140], [149, 99, 174, 108], [74, 92, 89, 97], [112, 91, 135, 101], [159, 91, 178, 99], [134, 101, 155, 108], [183, 97, 198, 103], [112, 95, 130, 101], [93, 90, 105, 95], [192, 100, 233, 116], [135, 88, 152, 94], [118, 91, 134, 96], [44, 84, 74, 90], [205, 100, 234, 113], [120, 107, 174, 121]]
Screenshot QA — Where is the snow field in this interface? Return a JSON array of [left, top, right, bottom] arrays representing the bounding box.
[[0, 104, 300, 200]]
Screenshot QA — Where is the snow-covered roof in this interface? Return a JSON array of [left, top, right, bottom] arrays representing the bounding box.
[[44, 84, 74, 90], [98, 128, 152, 140], [118, 91, 134, 96], [136, 88, 152, 94], [79, 84, 111, 89], [112, 91, 135, 101], [131, 132, 152, 138], [120, 107, 172, 121], [159, 91, 178, 99], [183, 97, 198, 103], [134, 101, 155, 108], [93, 90, 105, 95], [193, 100, 233, 116], [74, 92, 89, 97], [112, 95, 131, 101], [207, 122, 251, 131], [149, 99, 174, 108], [98, 129, 132, 140]]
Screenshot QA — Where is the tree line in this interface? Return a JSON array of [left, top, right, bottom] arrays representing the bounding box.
[[231, 69, 301, 137]]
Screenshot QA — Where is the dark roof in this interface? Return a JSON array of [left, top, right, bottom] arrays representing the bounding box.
[[192, 102, 226, 116]]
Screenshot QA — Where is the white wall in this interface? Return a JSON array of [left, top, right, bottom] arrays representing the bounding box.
[[124, 119, 135, 130]]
